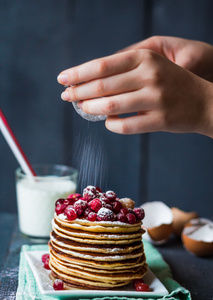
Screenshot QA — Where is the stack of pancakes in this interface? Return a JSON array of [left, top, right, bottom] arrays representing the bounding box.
[[49, 213, 147, 290]]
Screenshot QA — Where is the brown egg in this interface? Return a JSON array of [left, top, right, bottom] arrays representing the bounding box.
[[140, 201, 173, 244], [181, 218, 213, 257], [171, 207, 199, 236]]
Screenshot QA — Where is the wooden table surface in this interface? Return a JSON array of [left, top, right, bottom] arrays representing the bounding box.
[[0, 212, 212, 300]]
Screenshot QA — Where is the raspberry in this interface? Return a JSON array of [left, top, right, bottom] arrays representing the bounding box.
[[53, 279, 64, 290], [117, 213, 128, 223], [83, 185, 97, 200], [55, 203, 66, 215], [106, 190, 117, 201], [97, 207, 114, 221], [44, 258, 51, 270], [112, 200, 122, 214], [126, 213, 136, 224], [89, 198, 102, 212], [120, 208, 129, 215], [88, 212, 97, 221], [55, 198, 64, 206], [65, 205, 77, 221], [74, 200, 87, 216], [67, 193, 81, 200], [133, 208, 145, 220], [41, 253, 49, 263], [134, 282, 150, 292]]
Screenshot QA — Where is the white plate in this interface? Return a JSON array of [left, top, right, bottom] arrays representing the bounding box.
[[25, 251, 168, 299]]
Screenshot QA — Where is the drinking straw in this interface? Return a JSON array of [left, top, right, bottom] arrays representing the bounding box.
[[0, 109, 36, 177]]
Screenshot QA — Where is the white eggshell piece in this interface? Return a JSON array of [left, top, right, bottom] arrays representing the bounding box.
[[140, 201, 173, 228], [183, 218, 213, 242]]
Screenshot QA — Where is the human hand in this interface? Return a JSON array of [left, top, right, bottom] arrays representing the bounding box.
[[57, 48, 213, 138], [120, 36, 213, 82]]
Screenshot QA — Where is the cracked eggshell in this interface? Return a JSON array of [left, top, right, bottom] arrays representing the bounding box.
[[181, 218, 213, 257], [171, 207, 199, 236], [140, 201, 173, 244]]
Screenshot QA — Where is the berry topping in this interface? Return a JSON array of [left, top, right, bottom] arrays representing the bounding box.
[[55, 203, 66, 215], [120, 208, 129, 215], [83, 185, 97, 200], [97, 207, 114, 221], [96, 187, 102, 193], [74, 200, 87, 217], [126, 213, 136, 224], [63, 198, 75, 206], [89, 198, 102, 212], [65, 205, 77, 221], [53, 279, 64, 290], [88, 212, 97, 221], [117, 213, 128, 223], [67, 193, 81, 200], [106, 190, 117, 201], [133, 208, 145, 220], [119, 197, 135, 209], [134, 282, 150, 292], [43, 258, 51, 270], [83, 207, 93, 218], [112, 200, 123, 214], [41, 253, 49, 263], [55, 198, 64, 206]]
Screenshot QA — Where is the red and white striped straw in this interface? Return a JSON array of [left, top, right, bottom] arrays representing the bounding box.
[[0, 109, 36, 177]]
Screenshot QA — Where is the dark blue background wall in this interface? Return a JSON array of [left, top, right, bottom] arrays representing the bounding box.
[[0, 0, 213, 218]]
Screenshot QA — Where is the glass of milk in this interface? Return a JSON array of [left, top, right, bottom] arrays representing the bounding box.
[[15, 164, 78, 239]]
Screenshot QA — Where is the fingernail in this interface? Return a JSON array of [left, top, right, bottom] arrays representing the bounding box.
[[57, 74, 68, 84], [61, 91, 70, 101]]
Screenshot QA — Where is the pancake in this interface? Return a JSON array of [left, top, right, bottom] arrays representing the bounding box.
[[49, 186, 147, 289]]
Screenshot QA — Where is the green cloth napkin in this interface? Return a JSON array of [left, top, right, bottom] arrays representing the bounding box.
[[16, 240, 191, 300]]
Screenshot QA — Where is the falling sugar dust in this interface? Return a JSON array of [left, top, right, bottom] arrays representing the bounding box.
[[73, 128, 108, 193]]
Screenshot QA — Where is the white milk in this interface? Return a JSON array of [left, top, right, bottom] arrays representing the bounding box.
[[16, 178, 76, 237]]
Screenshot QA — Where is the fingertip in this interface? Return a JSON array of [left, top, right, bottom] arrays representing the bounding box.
[[57, 73, 69, 85]]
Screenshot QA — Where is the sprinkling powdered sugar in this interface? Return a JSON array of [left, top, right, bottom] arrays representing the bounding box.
[[97, 207, 114, 218]]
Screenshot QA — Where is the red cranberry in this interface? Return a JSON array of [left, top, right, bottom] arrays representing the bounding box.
[[53, 279, 64, 290], [88, 212, 97, 221], [83, 185, 97, 200], [134, 282, 150, 292], [96, 187, 102, 193], [106, 190, 117, 201], [117, 213, 128, 223], [120, 208, 129, 215], [112, 200, 122, 214], [44, 258, 51, 270], [133, 278, 144, 287], [55, 198, 64, 206], [89, 198, 102, 212], [55, 203, 66, 215], [97, 207, 114, 221], [64, 205, 77, 221], [83, 207, 93, 218], [133, 208, 145, 220], [74, 200, 87, 216], [63, 198, 75, 206], [41, 253, 49, 263], [126, 213, 136, 224], [67, 193, 81, 200], [100, 197, 111, 205]]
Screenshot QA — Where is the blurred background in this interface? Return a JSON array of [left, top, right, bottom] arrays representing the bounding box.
[[1, 0, 213, 217]]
